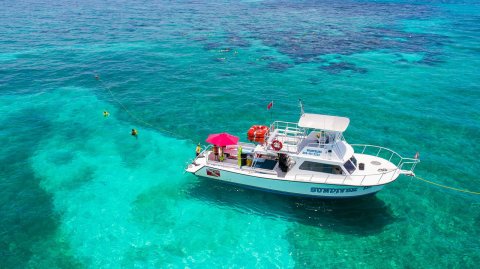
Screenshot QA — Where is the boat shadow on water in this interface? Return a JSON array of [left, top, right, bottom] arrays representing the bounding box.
[[186, 178, 397, 236]]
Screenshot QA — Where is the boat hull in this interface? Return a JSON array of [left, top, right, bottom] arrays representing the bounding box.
[[191, 166, 385, 198]]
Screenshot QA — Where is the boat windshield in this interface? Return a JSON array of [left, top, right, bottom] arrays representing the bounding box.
[[343, 156, 357, 174]]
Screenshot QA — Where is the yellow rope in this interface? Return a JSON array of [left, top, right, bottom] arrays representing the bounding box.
[[414, 176, 480, 195], [95, 75, 195, 143], [94, 75, 480, 195], [104, 83, 156, 128]]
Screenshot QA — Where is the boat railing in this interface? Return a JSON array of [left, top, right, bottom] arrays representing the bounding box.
[[269, 121, 306, 138], [351, 144, 420, 172], [266, 121, 308, 153], [194, 144, 212, 162], [204, 151, 278, 175], [185, 144, 213, 171], [294, 168, 399, 186]]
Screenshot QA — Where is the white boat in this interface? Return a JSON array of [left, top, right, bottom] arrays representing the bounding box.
[[186, 104, 419, 199]]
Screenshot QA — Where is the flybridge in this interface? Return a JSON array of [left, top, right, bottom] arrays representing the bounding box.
[[265, 114, 353, 164], [298, 113, 350, 132]]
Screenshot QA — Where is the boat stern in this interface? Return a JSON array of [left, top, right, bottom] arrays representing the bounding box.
[[185, 151, 208, 174], [186, 161, 204, 174]]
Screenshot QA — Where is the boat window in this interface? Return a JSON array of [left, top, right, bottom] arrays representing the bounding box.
[[350, 156, 357, 167], [344, 156, 357, 174], [299, 161, 343, 174], [344, 160, 356, 174]]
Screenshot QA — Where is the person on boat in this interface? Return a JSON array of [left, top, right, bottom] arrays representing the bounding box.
[[131, 128, 138, 139], [196, 143, 202, 156], [219, 146, 225, 162], [237, 145, 242, 167], [213, 145, 219, 161], [316, 131, 327, 145], [334, 167, 342, 174]]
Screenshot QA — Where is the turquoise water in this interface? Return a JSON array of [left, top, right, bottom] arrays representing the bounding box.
[[1, 0, 479, 267]]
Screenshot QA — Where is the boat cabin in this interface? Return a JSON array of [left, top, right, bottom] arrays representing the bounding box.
[[205, 113, 361, 178], [263, 113, 357, 176]]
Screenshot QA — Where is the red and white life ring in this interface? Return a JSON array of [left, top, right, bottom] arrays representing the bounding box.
[[271, 139, 283, 151]]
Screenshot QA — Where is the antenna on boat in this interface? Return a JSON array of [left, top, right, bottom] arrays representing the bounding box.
[[299, 99, 305, 116]]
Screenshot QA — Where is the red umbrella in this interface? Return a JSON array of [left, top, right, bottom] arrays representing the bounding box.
[[206, 132, 239, 146]]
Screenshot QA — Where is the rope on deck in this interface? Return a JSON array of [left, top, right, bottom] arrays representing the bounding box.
[[414, 176, 480, 195]]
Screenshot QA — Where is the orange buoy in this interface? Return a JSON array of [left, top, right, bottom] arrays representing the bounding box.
[[247, 125, 269, 143]]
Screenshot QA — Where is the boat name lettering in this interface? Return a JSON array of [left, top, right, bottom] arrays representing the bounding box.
[[303, 149, 322, 156], [310, 187, 358, 193]]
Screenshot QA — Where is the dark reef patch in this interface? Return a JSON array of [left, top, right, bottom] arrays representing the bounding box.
[[418, 54, 445, 65], [259, 55, 276, 61], [267, 62, 295, 72], [203, 42, 222, 51], [226, 32, 251, 48], [0, 110, 82, 268], [190, 0, 446, 66], [320, 62, 368, 74]]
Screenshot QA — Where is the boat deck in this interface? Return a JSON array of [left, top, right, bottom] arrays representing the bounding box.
[[195, 150, 401, 187]]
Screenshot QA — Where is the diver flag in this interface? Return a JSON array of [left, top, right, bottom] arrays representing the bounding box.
[[206, 168, 220, 177], [267, 101, 273, 110]]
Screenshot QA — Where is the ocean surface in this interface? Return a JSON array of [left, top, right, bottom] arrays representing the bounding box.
[[1, 0, 479, 268]]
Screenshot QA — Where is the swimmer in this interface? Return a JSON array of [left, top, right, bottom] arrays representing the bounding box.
[[103, 111, 110, 117], [131, 128, 138, 139], [95, 74, 100, 80]]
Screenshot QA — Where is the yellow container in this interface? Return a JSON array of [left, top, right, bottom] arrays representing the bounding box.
[[246, 158, 252, 167]]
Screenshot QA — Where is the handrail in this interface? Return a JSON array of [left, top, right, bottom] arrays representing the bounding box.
[[269, 121, 306, 137], [267, 121, 308, 154], [205, 154, 278, 175], [194, 145, 212, 162], [350, 144, 419, 172], [294, 168, 400, 186]]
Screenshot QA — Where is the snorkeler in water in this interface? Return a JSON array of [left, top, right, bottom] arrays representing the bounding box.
[[131, 128, 138, 139]]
